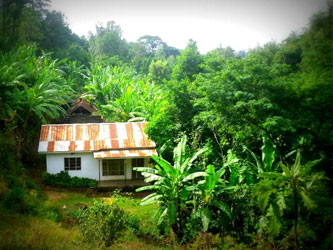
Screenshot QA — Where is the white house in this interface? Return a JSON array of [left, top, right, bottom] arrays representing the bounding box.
[[38, 122, 157, 183]]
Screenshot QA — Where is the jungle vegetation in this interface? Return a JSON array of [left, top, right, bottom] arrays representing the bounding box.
[[0, 1, 332, 249]]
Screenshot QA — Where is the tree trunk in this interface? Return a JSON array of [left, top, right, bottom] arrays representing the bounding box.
[[2, 0, 6, 37], [293, 181, 299, 250], [171, 223, 183, 243]]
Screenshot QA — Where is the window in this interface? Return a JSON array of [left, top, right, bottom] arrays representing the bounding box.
[[64, 157, 81, 171], [132, 158, 145, 179], [102, 159, 124, 176]]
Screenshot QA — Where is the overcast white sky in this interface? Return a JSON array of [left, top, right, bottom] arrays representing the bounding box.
[[50, 0, 329, 53]]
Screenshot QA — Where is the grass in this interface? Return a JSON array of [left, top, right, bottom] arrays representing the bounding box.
[[0, 188, 177, 250], [44, 189, 94, 209], [43, 189, 160, 233], [0, 187, 252, 249], [0, 203, 95, 250]]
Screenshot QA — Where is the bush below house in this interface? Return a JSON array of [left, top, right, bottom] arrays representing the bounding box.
[[77, 200, 140, 246], [42, 171, 97, 188]]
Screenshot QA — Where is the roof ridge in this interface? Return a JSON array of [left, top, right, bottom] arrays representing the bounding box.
[[41, 121, 148, 126]]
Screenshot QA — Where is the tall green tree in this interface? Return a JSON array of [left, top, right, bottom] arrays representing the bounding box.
[[148, 59, 171, 84], [0, 0, 28, 49], [0, 0, 52, 50], [138, 35, 165, 54], [128, 41, 152, 74], [172, 39, 203, 81], [89, 21, 129, 63]]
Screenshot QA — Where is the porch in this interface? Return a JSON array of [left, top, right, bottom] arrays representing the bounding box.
[[98, 179, 148, 188]]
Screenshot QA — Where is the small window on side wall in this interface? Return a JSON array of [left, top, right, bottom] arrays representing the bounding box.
[[64, 157, 81, 171]]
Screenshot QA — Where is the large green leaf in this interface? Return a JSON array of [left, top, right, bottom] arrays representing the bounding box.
[[261, 132, 275, 172], [215, 166, 226, 181], [186, 147, 208, 171], [256, 181, 274, 212], [180, 158, 190, 174], [211, 200, 231, 219], [182, 172, 207, 182], [174, 135, 187, 171], [141, 192, 158, 202], [205, 164, 216, 192], [300, 190, 317, 210], [157, 208, 168, 225], [142, 173, 162, 182], [280, 164, 292, 178], [133, 167, 157, 174], [179, 188, 190, 200], [140, 194, 162, 206], [151, 154, 175, 176], [267, 204, 281, 238], [202, 207, 211, 232], [276, 192, 286, 214], [291, 151, 301, 177], [304, 158, 321, 172], [228, 163, 240, 186], [136, 185, 158, 192]]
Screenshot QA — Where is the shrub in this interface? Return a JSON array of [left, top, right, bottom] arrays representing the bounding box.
[[126, 214, 140, 233], [78, 200, 129, 246], [0, 176, 9, 199], [3, 185, 25, 211], [41, 172, 56, 186], [41, 203, 63, 222], [3, 185, 40, 214], [42, 171, 97, 188], [70, 176, 97, 188], [25, 178, 39, 190]]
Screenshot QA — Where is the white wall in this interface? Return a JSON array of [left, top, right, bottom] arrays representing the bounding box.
[[46, 153, 99, 180], [46, 154, 151, 181]]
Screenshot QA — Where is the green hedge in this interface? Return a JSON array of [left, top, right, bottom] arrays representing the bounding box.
[[42, 171, 97, 188]]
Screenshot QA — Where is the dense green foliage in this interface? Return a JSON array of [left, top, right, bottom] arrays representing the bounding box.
[[136, 136, 208, 242], [0, 44, 74, 168], [78, 200, 134, 246], [3, 180, 41, 214], [0, 2, 332, 249], [253, 151, 328, 247], [42, 171, 97, 188]]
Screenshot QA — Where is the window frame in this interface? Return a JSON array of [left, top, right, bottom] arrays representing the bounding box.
[[64, 157, 81, 171], [102, 159, 125, 176]]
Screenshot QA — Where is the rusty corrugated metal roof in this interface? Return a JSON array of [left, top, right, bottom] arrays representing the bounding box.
[[93, 149, 157, 159], [38, 122, 156, 154]]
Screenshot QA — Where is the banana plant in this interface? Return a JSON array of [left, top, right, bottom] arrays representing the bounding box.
[[195, 164, 232, 232], [0, 45, 74, 159], [101, 85, 143, 121], [244, 132, 278, 175], [84, 64, 134, 109], [135, 135, 208, 242]]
